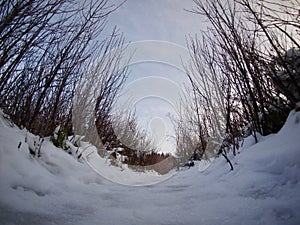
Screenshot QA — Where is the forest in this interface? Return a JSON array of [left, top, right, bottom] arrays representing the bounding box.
[[0, 0, 299, 170]]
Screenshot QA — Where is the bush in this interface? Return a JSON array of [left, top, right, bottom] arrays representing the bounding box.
[[51, 126, 68, 150]]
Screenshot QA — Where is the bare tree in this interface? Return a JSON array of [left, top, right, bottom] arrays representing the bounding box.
[[236, 0, 300, 105], [111, 110, 155, 153], [72, 27, 129, 156], [0, 0, 125, 137], [179, 0, 298, 168]]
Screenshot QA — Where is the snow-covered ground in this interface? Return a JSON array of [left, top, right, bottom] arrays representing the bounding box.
[[0, 110, 300, 225]]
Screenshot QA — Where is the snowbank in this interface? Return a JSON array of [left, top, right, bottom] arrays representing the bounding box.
[[0, 110, 299, 225]]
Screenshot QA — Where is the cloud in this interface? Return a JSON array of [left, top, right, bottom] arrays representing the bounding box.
[[104, 0, 205, 153], [107, 0, 205, 45]]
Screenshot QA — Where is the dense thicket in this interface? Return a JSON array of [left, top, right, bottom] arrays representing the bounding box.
[[176, 0, 299, 167], [0, 0, 157, 165], [0, 0, 124, 136]]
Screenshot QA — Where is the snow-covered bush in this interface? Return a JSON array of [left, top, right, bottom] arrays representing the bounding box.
[[25, 132, 44, 157], [50, 126, 68, 150], [272, 48, 300, 104]]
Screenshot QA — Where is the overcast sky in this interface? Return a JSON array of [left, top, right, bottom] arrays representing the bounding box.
[[104, 0, 205, 154], [107, 0, 204, 45]]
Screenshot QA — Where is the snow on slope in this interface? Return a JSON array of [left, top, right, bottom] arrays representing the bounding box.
[[80, 145, 176, 186], [0, 110, 300, 225]]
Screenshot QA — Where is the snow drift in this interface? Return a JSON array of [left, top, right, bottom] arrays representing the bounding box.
[[0, 110, 300, 225]]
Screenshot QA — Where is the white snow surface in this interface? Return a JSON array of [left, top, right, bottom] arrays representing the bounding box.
[[80, 145, 176, 186], [0, 110, 300, 225]]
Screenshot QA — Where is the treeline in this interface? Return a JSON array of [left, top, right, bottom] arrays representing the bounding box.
[[122, 150, 175, 175], [175, 0, 300, 167], [123, 150, 171, 167]]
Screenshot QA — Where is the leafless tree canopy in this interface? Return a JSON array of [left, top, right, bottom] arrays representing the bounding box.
[[0, 0, 168, 168], [0, 0, 125, 136], [176, 0, 299, 167]]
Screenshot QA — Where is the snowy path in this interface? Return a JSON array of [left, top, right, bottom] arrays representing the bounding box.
[[1, 111, 300, 225], [81, 146, 176, 186]]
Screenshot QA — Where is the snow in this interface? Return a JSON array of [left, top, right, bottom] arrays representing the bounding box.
[[284, 48, 300, 58], [80, 144, 176, 186], [0, 110, 300, 225]]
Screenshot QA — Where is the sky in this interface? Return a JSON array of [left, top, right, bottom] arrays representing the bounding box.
[[104, 0, 206, 154], [107, 0, 204, 46]]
